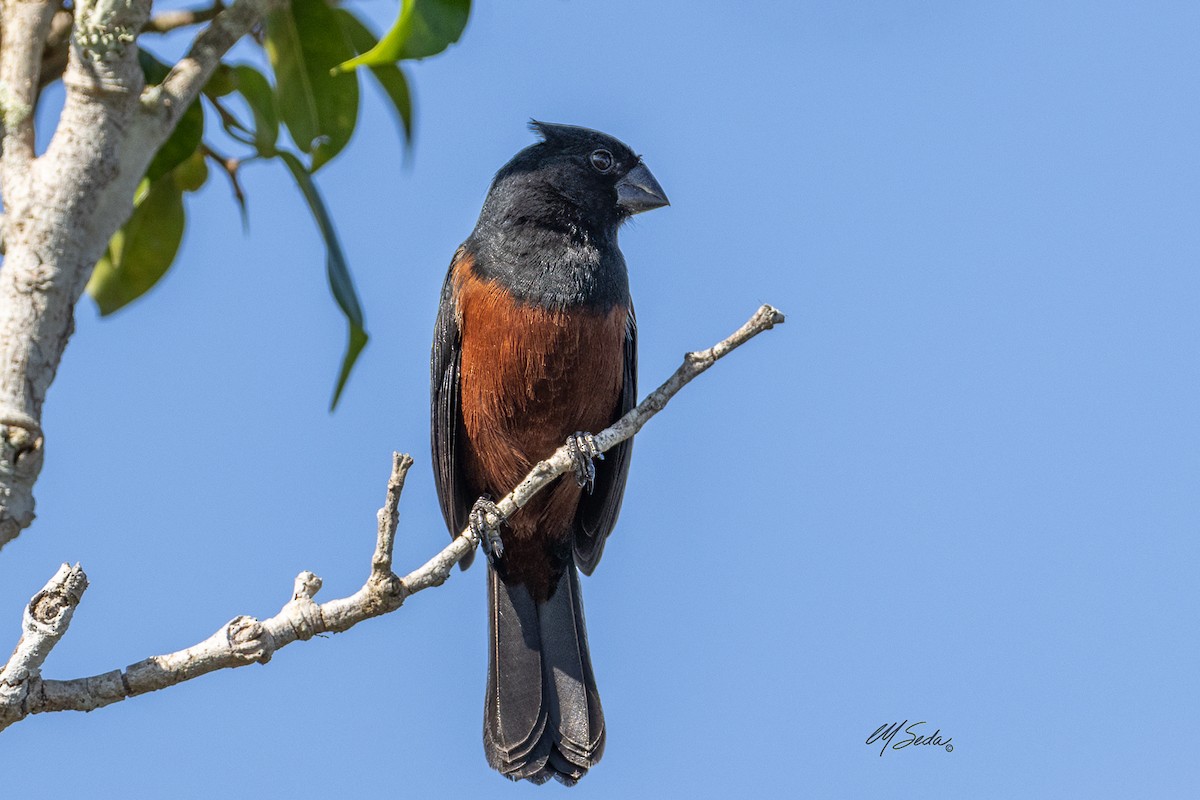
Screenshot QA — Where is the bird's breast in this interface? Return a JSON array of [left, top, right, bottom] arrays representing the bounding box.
[[453, 253, 627, 498]]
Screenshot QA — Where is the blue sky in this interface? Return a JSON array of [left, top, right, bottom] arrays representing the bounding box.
[[2, 1, 1197, 796]]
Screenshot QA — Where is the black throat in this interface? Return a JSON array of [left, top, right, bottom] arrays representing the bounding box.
[[464, 183, 630, 313]]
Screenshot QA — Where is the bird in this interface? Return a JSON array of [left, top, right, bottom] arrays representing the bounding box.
[[430, 121, 669, 785]]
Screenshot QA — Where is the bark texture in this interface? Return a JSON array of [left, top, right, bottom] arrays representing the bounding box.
[[0, 0, 284, 550]]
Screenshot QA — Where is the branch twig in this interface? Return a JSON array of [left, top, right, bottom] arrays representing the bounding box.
[[0, 564, 88, 721], [405, 303, 788, 590], [201, 143, 248, 226], [143, 0, 284, 132], [0, 454, 413, 729], [0, 305, 784, 731], [142, 2, 224, 34]]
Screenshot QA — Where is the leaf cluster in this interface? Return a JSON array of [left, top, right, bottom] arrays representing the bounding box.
[[85, 0, 470, 408]]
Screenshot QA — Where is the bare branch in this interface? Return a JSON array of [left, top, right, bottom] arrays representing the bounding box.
[[404, 305, 787, 591], [0, 454, 413, 728], [0, 564, 87, 727], [454, 304, 787, 567], [0, 0, 57, 188], [142, 2, 223, 34], [201, 143, 248, 225], [0, 305, 784, 731]]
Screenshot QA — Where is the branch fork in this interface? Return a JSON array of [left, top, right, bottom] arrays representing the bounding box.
[[0, 0, 288, 551]]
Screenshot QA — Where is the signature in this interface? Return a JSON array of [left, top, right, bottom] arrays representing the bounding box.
[[866, 721, 954, 756]]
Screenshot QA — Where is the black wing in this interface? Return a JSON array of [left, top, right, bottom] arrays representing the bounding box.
[[431, 251, 475, 569], [573, 307, 637, 575]]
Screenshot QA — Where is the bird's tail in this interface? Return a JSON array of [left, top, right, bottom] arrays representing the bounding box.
[[484, 563, 605, 785]]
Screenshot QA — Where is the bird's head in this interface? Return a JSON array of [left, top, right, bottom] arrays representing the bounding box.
[[485, 121, 669, 234]]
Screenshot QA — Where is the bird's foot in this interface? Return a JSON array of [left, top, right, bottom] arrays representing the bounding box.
[[469, 494, 506, 563], [566, 431, 605, 494]]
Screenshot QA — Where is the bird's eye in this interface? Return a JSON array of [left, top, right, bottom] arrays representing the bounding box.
[[590, 149, 614, 173]]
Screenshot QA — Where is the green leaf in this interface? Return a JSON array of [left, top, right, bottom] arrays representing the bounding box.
[[147, 102, 203, 183], [335, 9, 414, 149], [203, 63, 238, 98], [332, 326, 369, 411], [279, 151, 368, 409], [265, 0, 360, 171], [175, 149, 209, 193], [333, 0, 470, 73], [369, 64, 414, 149], [86, 174, 186, 316], [140, 50, 204, 183], [232, 64, 280, 156]]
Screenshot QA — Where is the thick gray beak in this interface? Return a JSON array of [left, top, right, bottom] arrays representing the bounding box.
[[616, 162, 669, 214]]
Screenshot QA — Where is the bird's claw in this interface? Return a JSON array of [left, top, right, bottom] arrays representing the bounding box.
[[566, 431, 604, 494], [469, 495, 506, 563]]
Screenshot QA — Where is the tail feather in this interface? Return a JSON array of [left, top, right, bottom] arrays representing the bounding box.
[[541, 566, 604, 767], [484, 570, 549, 770], [484, 565, 605, 785]]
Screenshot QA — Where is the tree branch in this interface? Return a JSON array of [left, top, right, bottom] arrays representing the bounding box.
[[0, 563, 87, 726], [0, 304, 784, 731], [405, 303, 789, 591], [0, 0, 282, 552], [0, 0, 154, 551], [0, 0, 57, 191], [141, 0, 284, 133], [0, 453, 412, 728], [142, 2, 224, 34]]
